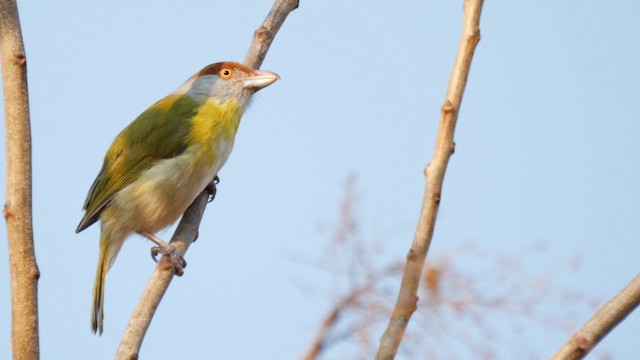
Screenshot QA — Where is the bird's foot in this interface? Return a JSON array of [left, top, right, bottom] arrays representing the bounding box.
[[150, 244, 187, 275], [206, 175, 220, 203], [138, 231, 187, 276]]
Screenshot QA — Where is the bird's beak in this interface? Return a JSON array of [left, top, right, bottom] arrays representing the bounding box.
[[243, 70, 280, 91]]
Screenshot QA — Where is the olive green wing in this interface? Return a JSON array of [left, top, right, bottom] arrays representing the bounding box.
[[76, 94, 200, 233]]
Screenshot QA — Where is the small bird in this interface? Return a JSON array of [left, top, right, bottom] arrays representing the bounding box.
[[76, 61, 279, 334]]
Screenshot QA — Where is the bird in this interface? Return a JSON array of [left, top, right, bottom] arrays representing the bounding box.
[[76, 61, 279, 335]]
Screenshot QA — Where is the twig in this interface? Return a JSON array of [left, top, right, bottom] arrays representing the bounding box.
[[550, 273, 640, 360], [302, 265, 399, 360], [375, 1, 484, 359], [243, 0, 299, 69], [0, 1, 40, 359], [302, 297, 349, 360], [115, 1, 298, 358]]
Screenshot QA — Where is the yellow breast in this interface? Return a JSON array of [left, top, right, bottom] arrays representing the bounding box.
[[107, 98, 243, 235]]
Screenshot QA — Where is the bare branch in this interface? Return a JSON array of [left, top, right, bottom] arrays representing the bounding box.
[[302, 266, 397, 360], [551, 273, 640, 360], [115, 1, 298, 357], [302, 298, 348, 360], [375, 1, 484, 359], [243, 0, 299, 69], [0, 0, 40, 359], [306, 180, 596, 359], [115, 192, 208, 359]]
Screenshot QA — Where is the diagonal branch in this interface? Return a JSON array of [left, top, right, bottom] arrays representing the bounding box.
[[244, 0, 298, 69], [375, 1, 484, 359], [114, 1, 298, 358], [114, 191, 208, 359], [550, 273, 640, 360], [302, 264, 400, 360], [0, 0, 40, 359]]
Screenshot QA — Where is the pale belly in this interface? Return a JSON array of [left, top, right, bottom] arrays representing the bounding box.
[[108, 141, 232, 235]]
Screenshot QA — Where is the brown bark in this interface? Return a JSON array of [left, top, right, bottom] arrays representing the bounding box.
[[375, 1, 484, 358], [0, 0, 40, 358], [551, 273, 640, 360]]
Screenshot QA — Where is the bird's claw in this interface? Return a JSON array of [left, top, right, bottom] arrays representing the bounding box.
[[150, 244, 187, 276], [206, 176, 220, 203]]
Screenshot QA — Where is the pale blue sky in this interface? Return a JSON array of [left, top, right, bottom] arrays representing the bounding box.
[[1, 0, 639, 359]]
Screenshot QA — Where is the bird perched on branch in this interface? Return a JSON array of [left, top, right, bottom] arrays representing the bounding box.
[[76, 61, 279, 334]]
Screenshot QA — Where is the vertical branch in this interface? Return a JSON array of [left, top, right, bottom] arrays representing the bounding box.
[[550, 273, 640, 360], [375, 1, 484, 359], [115, 1, 298, 358], [0, 0, 40, 359]]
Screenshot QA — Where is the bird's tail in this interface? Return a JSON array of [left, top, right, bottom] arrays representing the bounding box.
[[91, 229, 125, 335]]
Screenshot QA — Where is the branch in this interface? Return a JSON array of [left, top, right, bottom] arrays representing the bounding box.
[[375, 1, 484, 359], [115, 1, 298, 358], [114, 192, 207, 359], [243, 0, 299, 69], [550, 273, 640, 360], [302, 265, 399, 360], [0, 0, 40, 359], [302, 298, 348, 360]]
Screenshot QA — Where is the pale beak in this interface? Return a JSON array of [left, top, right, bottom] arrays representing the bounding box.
[[243, 70, 280, 90]]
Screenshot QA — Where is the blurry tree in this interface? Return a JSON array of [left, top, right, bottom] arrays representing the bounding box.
[[302, 177, 608, 360]]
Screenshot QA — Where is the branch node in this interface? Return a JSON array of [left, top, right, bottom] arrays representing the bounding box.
[[575, 336, 594, 350], [473, 27, 481, 45], [255, 26, 273, 42], [30, 266, 40, 280], [3, 203, 11, 220], [14, 53, 26, 66], [430, 191, 441, 205], [441, 101, 454, 115], [400, 296, 418, 315]]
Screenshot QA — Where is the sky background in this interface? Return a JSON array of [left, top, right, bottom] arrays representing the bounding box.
[[1, 0, 640, 359]]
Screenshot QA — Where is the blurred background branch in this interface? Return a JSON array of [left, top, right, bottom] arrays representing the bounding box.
[[302, 177, 605, 360]]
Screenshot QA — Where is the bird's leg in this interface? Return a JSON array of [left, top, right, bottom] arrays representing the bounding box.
[[188, 175, 219, 244], [205, 175, 220, 203], [138, 231, 187, 276]]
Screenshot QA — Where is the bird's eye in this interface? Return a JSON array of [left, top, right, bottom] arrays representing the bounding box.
[[220, 68, 233, 79]]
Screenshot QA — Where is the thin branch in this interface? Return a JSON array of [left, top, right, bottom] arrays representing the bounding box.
[[114, 192, 208, 359], [302, 265, 399, 360], [550, 273, 640, 360], [0, 0, 40, 359], [375, 1, 484, 359], [243, 0, 299, 69], [115, 1, 298, 358], [302, 299, 347, 360]]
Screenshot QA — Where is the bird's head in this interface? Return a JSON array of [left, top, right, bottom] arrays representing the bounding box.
[[173, 61, 279, 109]]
